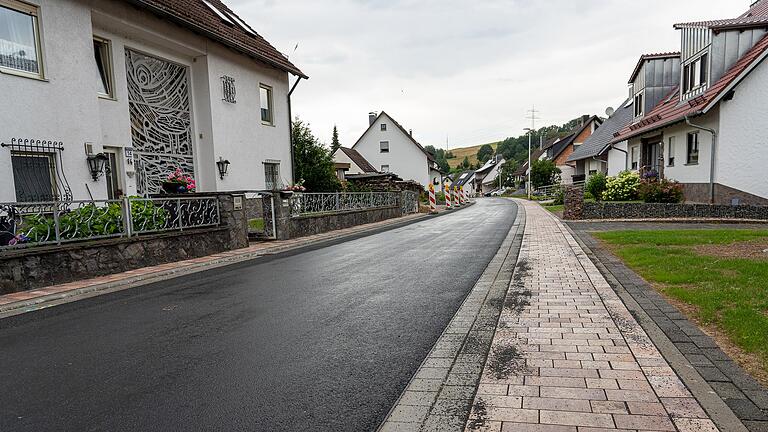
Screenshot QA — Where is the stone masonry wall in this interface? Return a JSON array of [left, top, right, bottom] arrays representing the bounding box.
[[580, 202, 768, 220], [282, 206, 403, 239]]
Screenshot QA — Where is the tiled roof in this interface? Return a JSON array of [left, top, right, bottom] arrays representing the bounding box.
[[513, 148, 545, 176], [568, 100, 633, 162], [629, 52, 680, 83], [674, 0, 768, 31], [612, 33, 768, 143], [339, 147, 378, 173], [126, 0, 307, 78]]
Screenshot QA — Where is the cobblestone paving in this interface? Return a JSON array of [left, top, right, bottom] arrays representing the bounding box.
[[466, 200, 720, 432]]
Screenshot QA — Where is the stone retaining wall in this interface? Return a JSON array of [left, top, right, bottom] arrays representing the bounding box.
[[580, 202, 768, 220], [280, 206, 403, 239], [0, 194, 249, 294]]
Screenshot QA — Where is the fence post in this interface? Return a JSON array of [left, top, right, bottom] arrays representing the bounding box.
[[53, 205, 61, 245], [122, 197, 133, 237]]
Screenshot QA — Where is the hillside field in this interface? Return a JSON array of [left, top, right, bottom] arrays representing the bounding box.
[[446, 142, 499, 169]]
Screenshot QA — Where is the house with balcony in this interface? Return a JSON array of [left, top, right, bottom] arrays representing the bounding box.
[[0, 0, 305, 203], [351, 111, 444, 191], [611, 0, 768, 205]]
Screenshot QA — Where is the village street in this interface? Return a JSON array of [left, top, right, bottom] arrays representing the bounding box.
[[0, 199, 517, 432]]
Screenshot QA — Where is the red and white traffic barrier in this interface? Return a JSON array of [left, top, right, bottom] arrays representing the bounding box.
[[445, 183, 452, 209], [428, 182, 436, 213], [454, 186, 461, 207]]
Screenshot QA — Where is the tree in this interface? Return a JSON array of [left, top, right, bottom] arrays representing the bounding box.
[[530, 159, 561, 189], [477, 144, 495, 163], [424, 145, 450, 173], [461, 156, 471, 170], [293, 118, 341, 192], [494, 160, 519, 189], [330, 125, 341, 153]]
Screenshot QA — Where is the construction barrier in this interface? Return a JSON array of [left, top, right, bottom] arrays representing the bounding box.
[[428, 182, 436, 213], [445, 183, 452, 209], [454, 186, 460, 207]]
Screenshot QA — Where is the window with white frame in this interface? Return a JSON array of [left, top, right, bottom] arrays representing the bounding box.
[[630, 146, 639, 170], [93, 37, 114, 98], [683, 54, 708, 94], [260, 84, 273, 124], [264, 162, 280, 190], [380, 123, 387, 131], [667, 136, 676, 166], [0, 0, 43, 78], [633, 92, 644, 117], [380, 141, 389, 153], [381, 165, 390, 172], [687, 132, 699, 165]]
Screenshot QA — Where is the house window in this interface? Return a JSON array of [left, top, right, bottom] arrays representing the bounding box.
[[380, 123, 387, 131], [11, 151, 57, 202], [260, 84, 273, 125], [667, 137, 675, 166], [93, 37, 114, 98], [381, 165, 390, 172], [683, 54, 708, 93], [630, 146, 639, 170], [264, 162, 280, 190], [380, 141, 389, 153], [687, 132, 699, 165], [634, 92, 644, 117], [0, 0, 43, 78]]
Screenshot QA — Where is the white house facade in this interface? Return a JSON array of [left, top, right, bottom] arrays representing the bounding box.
[[0, 0, 305, 203], [611, 0, 768, 205], [352, 111, 440, 191]]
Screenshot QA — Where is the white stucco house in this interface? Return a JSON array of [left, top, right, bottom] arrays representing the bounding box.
[[0, 0, 306, 203], [332, 146, 377, 181], [351, 111, 444, 191], [611, 0, 768, 205]]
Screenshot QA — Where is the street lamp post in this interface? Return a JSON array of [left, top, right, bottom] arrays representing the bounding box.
[[524, 128, 533, 199]]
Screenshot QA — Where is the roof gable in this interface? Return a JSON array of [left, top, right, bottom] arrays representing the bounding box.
[[628, 53, 680, 83], [338, 147, 378, 173], [568, 100, 633, 162], [352, 112, 435, 161], [613, 33, 768, 143], [126, 0, 307, 78]]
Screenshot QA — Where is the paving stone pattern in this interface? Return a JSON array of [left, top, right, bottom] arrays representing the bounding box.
[[466, 200, 719, 432], [378, 205, 526, 432], [570, 226, 768, 432]]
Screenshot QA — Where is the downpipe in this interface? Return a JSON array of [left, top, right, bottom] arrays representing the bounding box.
[[685, 116, 717, 204], [608, 144, 628, 171]]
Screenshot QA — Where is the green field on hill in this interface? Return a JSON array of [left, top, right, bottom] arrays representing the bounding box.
[[446, 142, 499, 169]]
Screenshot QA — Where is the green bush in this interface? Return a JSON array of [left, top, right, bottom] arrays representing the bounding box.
[[602, 171, 640, 201], [552, 186, 565, 205], [638, 179, 684, 203], [585, 173, 607, 202]]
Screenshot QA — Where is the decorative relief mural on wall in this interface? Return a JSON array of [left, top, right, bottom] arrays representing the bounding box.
[[125, 49, 195, 195]]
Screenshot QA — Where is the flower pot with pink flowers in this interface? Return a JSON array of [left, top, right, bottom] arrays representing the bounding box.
[[162, 168, 196, 194]]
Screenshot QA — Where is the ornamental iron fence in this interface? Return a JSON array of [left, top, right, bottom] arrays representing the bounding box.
[[0, 196, 220, 251], [289, 192, 400, 217]]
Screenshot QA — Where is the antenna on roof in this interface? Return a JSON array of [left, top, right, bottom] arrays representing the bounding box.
[[605, 107, 615, 117]]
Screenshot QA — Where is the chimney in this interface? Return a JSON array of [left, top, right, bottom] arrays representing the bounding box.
[[409, 129, 413, 136], [369, 112, 378, 126], [581, 114, 590, 126]]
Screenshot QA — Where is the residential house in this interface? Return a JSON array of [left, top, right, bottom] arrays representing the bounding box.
[[351, 111, 443, 191], [512, 147, 545, 189], [479, 156, 507, 194], [543, 116, 602, 184], [611, 0, 768, 204], [451, 170, 476, 197], [568, 100, 634, 179], [0, 0, 306, 203], [332, 147, 377, 181]]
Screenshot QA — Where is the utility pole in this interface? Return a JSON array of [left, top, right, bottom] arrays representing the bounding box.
[[525, 106, 540, 199]]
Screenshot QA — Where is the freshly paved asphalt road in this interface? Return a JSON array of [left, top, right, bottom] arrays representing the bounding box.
[[0, 198, 518, 432]]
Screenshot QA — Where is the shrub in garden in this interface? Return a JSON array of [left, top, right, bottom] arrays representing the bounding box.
[[602, 171, 641, 201], [552, 186, 565, 205], [638, 179, 684, 203], [585, 173, 607, 202]]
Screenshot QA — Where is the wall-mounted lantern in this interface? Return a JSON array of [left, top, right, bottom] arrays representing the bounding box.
[[216, 157, 231, 180], [86, 153, 108, 181]]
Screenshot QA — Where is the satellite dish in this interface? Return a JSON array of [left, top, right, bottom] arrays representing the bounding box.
[[605, 107, 615, 117]]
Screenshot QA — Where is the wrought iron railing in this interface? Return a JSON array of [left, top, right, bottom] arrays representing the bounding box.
[[0, 196, 220, 251], [289, 192, 400, 217]]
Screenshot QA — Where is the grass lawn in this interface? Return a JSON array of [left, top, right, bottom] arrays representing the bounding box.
[[596, 229, 768, 380], [248, 218, 265, 231]]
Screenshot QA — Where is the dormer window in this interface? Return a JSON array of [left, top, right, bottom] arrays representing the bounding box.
[[633, 92, 644, 117], [683, 54, 708, 94]]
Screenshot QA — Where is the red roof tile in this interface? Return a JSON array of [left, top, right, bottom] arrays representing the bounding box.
[[125, 0, 307, 78], [613, 33, 768, 143], [675, 0, 768, 31]]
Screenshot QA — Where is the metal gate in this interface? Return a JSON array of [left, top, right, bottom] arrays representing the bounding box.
[[125, 49, 195, 195]]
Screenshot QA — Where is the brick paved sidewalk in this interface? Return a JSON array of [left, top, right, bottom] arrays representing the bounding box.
[[466, 199, 722, 432], [0, 212, 433, 318]]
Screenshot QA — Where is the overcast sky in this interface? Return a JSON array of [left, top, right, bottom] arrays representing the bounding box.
[[228, 0, 746, 150]]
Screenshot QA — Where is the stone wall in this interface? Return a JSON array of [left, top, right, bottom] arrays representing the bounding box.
[[580, 202, 768, 220], [0, 194, 249, 294], [563, 186, 585, 220]]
